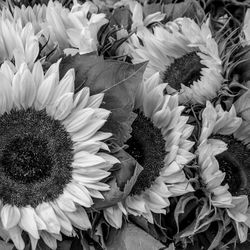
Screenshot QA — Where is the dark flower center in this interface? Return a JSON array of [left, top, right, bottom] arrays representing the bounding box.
[[2, 136, 52, 183], [125, 111, 166, 196], [162, 51, 205, 90], [212, 135, 248, 196], [0, 109, 73, 207]]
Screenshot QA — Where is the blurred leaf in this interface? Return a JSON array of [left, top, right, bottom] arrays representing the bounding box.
[[57, 240, 72, 250], [143, 3, 162, 17], [163, 0, 205, 23], [109, 7, 132, 31], [0, 228, 9, 241], [106, 223, 168, 250], [60, 53, 147, 146], [59, 52, 103, 93], [93, 146, 143, 210], [0, 240, 13, 250], [85, 61, 146, 146]]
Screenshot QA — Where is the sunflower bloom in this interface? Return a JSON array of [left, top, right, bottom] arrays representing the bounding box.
[[0, 59, 119, 250], [196, 101, 250, 242], [127, 18, 223, 104], [104, 73, 195, 228]]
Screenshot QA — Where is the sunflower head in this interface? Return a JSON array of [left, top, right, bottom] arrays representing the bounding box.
[[126, 17, 224, 105], [0, 59, 119, 249]]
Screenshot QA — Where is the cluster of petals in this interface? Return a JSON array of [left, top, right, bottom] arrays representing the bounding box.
[[0, 16, 39, 68], [1, 0, 108, 56]]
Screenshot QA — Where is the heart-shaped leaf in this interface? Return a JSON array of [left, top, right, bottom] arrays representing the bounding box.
[[59, 52, 103, 93], [59, 53, 147, 146]]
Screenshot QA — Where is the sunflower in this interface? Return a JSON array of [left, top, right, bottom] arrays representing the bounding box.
[[127, 17, 223, 105], [0, 59, 119, 250], [196, 101, 250, 242], [104, 73, 195, 228], [0, 17, 39, 68], [1, 0, 108, 56]]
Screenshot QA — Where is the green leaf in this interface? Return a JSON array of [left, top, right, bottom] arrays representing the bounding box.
[[109, 6, 132, 31], [174, 193, 198, 233], [106, 223, 167, 250], [92, 146, 143, 210], [207, 222, 224, 250], [194, 198, 213, 231], [0, 228, 9, 241], [59, 53, 147, 146], [143, 3, 162, 17], [59, 52, 103, 93], [83, 60, 146, 146], [163, 0, 205, 23]]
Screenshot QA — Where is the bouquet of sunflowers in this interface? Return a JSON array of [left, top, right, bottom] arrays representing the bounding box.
[[0, 0, 250, 249]]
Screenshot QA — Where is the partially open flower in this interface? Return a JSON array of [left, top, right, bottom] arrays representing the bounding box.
[[0, 59, 119, 250], [104, 73, 195, 228], [196, 101, 250, 242]]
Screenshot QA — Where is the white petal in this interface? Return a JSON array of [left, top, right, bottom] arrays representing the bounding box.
[[36, 203, 60, 234], [50, 93, 74, 120], [72, 120, 106, 142], [29, 234, 38, 250], [12, 64, 36, 110], [1, 205, 20, 229], [87, 93, 104, 108], [19, 206, 39, 239], [65, 182, 93, 207], [56, 196, 76, 212], [0, 72, 13, 115], [64, 108, 95, 133], [50, 202, 73, 234], [104, 206, 123, 229], [53, 68, 74, 102], [40, 231, 58, 250], [65, 206, 91, 230], [35, 73, 57, 110], [32, 60, 44, 88], [8, 226, 25, 250]]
